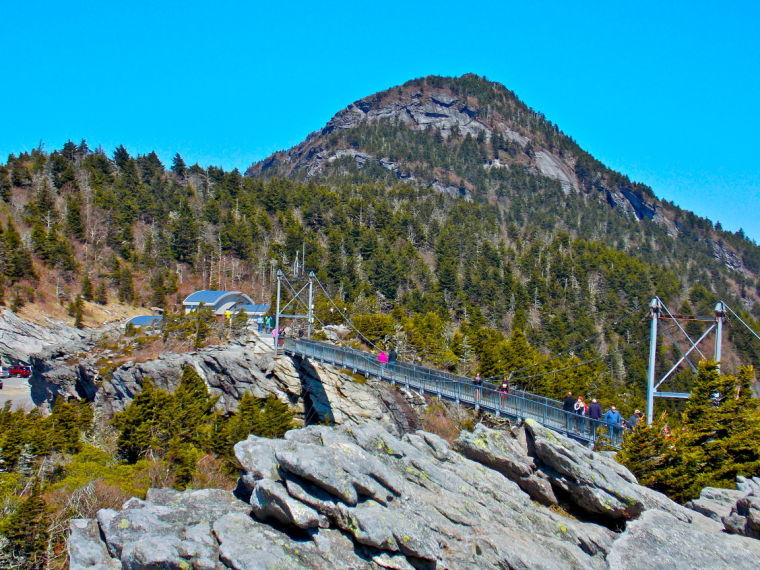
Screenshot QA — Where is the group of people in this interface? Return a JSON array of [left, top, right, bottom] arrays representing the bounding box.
[[256, 315, 275, 333], [562, 392, 644, 439], [377, 348, 398, 372]]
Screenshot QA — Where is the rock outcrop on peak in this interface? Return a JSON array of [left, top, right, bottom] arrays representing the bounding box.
[[69, 422, 760, 569]]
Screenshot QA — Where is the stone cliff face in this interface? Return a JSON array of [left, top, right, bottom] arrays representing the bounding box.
[[31, 331, 419, 435], [69, 422, 760, 569]]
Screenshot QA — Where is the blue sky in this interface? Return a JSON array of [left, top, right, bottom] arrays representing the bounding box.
[[2, 1, 759, 241]]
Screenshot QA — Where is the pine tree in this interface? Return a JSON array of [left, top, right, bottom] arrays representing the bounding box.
[[172, 365, 218, 446], [74, 295, 84, 328], [619, 363, 760, 502], [65, 194, 85, 240], [3, 482, 49, 568], [112, 380, 174, 462], [81, 273, 93, 301], [95, 281, 108, 305], [171, 153, 187, 178], [117, 265, 136, 303]]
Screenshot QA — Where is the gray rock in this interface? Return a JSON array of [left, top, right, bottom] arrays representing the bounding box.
[[737, 476, 760, 494], [723, 494, 760, 539], [250, 478, 327, 529], [34, 327, 415, 438], [71, 423, 751, 569], [608, 509, 760, 569], [454, 423, 557, 505], [97, 489, 249, 567], [686, 486, 745, 522], [0, 309, 89, 362], [213, 512, 349, 569], [524, 419, 694, 522], [68, 518, 120, 569]]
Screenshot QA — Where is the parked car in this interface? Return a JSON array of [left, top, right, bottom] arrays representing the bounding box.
[[8, 365, 31, 378], [0, 368, 9, 378]]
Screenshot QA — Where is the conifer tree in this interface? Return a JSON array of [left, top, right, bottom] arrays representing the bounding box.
[[81, 273, 93, 301], [112, 380, 174, 462], [65, 194, 85, 240], [171, 153, 187, 178], [95, 281, 108, 305], [618, 363, 760, 502], [74, 295, 84, 328], [172, 365, 218, 446], [3, 482, 48, 568]]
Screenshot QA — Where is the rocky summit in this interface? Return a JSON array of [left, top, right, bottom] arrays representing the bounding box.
[[69, 422, 760, 569]]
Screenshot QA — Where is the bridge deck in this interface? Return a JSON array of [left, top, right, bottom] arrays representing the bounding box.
[[283, 338, 620, 447]]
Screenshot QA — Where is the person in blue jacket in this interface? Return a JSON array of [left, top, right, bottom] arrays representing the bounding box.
[[604, 405, 622, 442]]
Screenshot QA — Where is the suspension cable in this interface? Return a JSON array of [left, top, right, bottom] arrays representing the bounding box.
[[507, 325, 678, 383], [481, 304, 648, 382], [313, 276, 380, 350], [723, 302, 760, 343]]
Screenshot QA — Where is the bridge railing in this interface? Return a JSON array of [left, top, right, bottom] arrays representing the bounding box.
[[283, 338, 619, 447]]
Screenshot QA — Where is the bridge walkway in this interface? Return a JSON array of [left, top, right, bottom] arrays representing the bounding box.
[[283, 338, 620, 447]]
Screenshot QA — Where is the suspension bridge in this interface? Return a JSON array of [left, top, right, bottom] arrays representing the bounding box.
[[272, 270, 760, 448]]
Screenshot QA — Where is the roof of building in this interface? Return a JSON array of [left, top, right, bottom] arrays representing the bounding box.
[[183, 290, 244, 305], [236, 303, 270, 314], [126, 315, 163, 327]]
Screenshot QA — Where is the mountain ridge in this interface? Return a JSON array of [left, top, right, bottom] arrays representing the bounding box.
[[247, 74, 757, 282]]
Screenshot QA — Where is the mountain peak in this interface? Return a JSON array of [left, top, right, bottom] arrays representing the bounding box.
[[245, 75, 759, 282], [247, 73, 662, 220]]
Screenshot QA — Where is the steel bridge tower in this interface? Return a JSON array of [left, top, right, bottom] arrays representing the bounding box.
[[645, 297, 726, 424]]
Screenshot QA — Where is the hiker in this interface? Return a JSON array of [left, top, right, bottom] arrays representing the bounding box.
[[256, 315, 264, 332], [588, 398, 602, 420], [473, 373, 482, 402], [388, 347, 397, 366], [573, 396, 586, 432], [627, 409, 643, 430], [563, 391, 574, 429], [378, 350, 388, 375], [499, 378, 510, 407], [604, 405, 622, 442]]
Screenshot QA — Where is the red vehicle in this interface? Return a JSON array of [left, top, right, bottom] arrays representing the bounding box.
[[8, 365, 31, 378]]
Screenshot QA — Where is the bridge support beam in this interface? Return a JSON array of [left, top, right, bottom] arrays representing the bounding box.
[[646, 298, 660, 425], [714, 302, 725, 373]]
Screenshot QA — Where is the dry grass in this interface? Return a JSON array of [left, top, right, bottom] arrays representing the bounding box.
[[190, 454, 237, 491]]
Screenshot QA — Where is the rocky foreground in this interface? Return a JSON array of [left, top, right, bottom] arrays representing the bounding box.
[[70, 421, 760, 569]]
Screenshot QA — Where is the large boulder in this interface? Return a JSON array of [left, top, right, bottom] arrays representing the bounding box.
[[607, 509, 760, 569], [737, 476, 760, 494], [686, 486, 746, 522], [70, 423, 760, 569], [723, 494, 760, 539], [456, 420, 698, 524], [91, 489, 250, 568]]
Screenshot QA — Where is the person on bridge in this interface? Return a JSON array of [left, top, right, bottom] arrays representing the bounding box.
[[588, 398, 602, 420], [377, 350, 389, 375], [573, 396, 587, 432], [473, 373, 482, 402], [499, 378, 510, 407], [563, 392, 574, 430], [627, 409, 643, 430], [604, 405, 622, 442], [388, 347, 397, 365]]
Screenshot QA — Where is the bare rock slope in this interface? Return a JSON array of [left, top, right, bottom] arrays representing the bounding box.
[[70, 422, 760, 569], [32, 331, 418, 435]]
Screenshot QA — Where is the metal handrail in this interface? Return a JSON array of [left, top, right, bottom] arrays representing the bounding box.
[[282, 338, 621, 447]]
